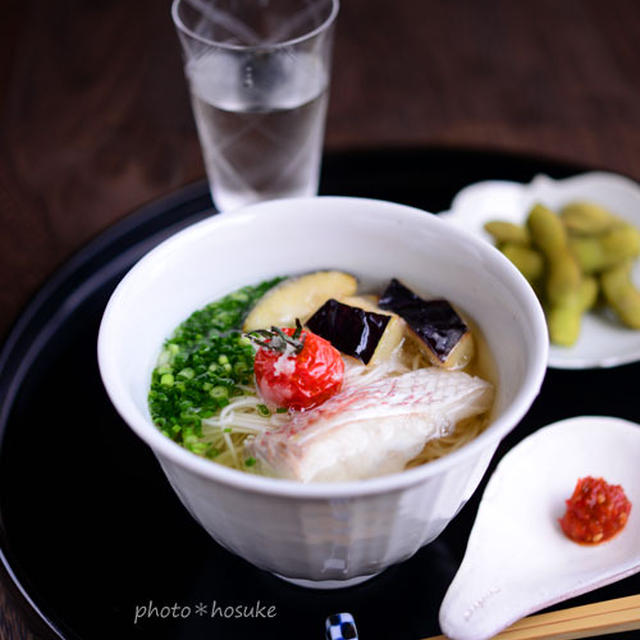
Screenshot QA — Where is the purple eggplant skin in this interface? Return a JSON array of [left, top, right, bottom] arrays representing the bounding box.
[[306, 299, 391, 365], [379, 278, 469, 363]]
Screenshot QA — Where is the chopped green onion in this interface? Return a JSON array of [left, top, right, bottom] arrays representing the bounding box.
[[256, 404, 271, 416], [160, 373, 174, 387], [147, 277, 283, 455]]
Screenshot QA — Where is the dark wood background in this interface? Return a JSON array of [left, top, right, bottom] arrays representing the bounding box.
[[1, 0, 639, 637]]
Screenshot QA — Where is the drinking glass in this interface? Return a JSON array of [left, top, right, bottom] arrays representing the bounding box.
[[171, 0, 339, 212]]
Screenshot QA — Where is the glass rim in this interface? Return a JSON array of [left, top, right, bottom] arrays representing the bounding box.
[[171, 0, 339, 51]]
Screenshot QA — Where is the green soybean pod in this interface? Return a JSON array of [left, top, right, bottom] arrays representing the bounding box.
[[546, 252, 582, 307], [501, 244, 544, 283], [569, 225, 640, 274], [527, 203, 567, 255], [601, 262, 640, 329], [578, 276, 598, 312], [547, 277, 598, 347], [601, 224, 640, 259], [568, 236, 606, 274], [547, 304, 582, 346], [484, 221, 531, 246], [527, 203, 582, 306], [560, 201, 621, 235]]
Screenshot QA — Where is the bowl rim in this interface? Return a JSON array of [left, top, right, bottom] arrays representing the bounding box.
[[98, 195, 548, 499]]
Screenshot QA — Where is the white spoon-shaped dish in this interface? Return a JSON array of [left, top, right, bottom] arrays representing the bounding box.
[[439, 415, 640, 640], [439, 172, 640, 369]]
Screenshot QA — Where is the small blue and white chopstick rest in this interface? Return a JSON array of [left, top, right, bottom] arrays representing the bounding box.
[[325, 612, 358, 639]]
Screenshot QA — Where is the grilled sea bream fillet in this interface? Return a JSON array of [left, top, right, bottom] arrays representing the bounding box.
[[245, 367, 493, 482]]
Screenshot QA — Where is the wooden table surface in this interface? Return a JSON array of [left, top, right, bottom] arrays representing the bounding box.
[[1, 0, 639, 637]]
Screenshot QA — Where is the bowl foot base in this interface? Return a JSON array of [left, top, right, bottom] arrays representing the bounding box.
[[273, 572, 379, 590]]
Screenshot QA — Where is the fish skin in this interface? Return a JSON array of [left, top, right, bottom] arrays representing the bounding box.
[[245, 367, 493, 482]]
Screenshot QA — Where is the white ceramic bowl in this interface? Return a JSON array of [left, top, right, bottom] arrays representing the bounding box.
[[98, 196, 548, 588]]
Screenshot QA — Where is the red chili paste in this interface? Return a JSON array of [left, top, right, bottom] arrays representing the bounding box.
[[559, 476, 631, 545]]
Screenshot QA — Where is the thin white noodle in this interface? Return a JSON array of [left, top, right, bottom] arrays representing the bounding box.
[[203, 424, 261, 436], [225, 415, 270, 429], [203, 415, 270, 432], [202, 391, 278, 435], [223, 431, 239, 467], [219, 395, 262, 420], [269, 413, 291, 427]]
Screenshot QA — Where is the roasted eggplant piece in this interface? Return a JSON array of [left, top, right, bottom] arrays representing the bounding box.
[[243, 270, 357, 332], [379, 278, 474, 369], [306, 298, 404, 365]]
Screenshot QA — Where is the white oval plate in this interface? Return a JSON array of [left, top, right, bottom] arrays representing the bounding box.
[[440, 172, 640, 369], [439, 415, 640, 640]]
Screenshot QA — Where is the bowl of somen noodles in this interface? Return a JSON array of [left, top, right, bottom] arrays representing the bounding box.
[[98, 196, 547, 588]]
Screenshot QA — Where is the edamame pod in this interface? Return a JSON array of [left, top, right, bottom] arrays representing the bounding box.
[[560, 201, 622, 235], [602, 225, 640, 257], [484, 221, 530, 246], [501, 244, 544, 283], [569, 226, 640, 274], [568, 237, 603, 274], [578, 276, 598, 312], [528, 203, 582, 307], [527, 203, 567, 255], [601, 262, 640, 329], [547, 304, 582, 346], [546, 252, 582, 307], [547, 278, 598, 347]]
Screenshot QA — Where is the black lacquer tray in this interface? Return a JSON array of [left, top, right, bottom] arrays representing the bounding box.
[[1, 149, 639, 640]]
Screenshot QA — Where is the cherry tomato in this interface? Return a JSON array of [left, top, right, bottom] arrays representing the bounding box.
[[559, 476, 631, 544], [254, 327, 344, 410]]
